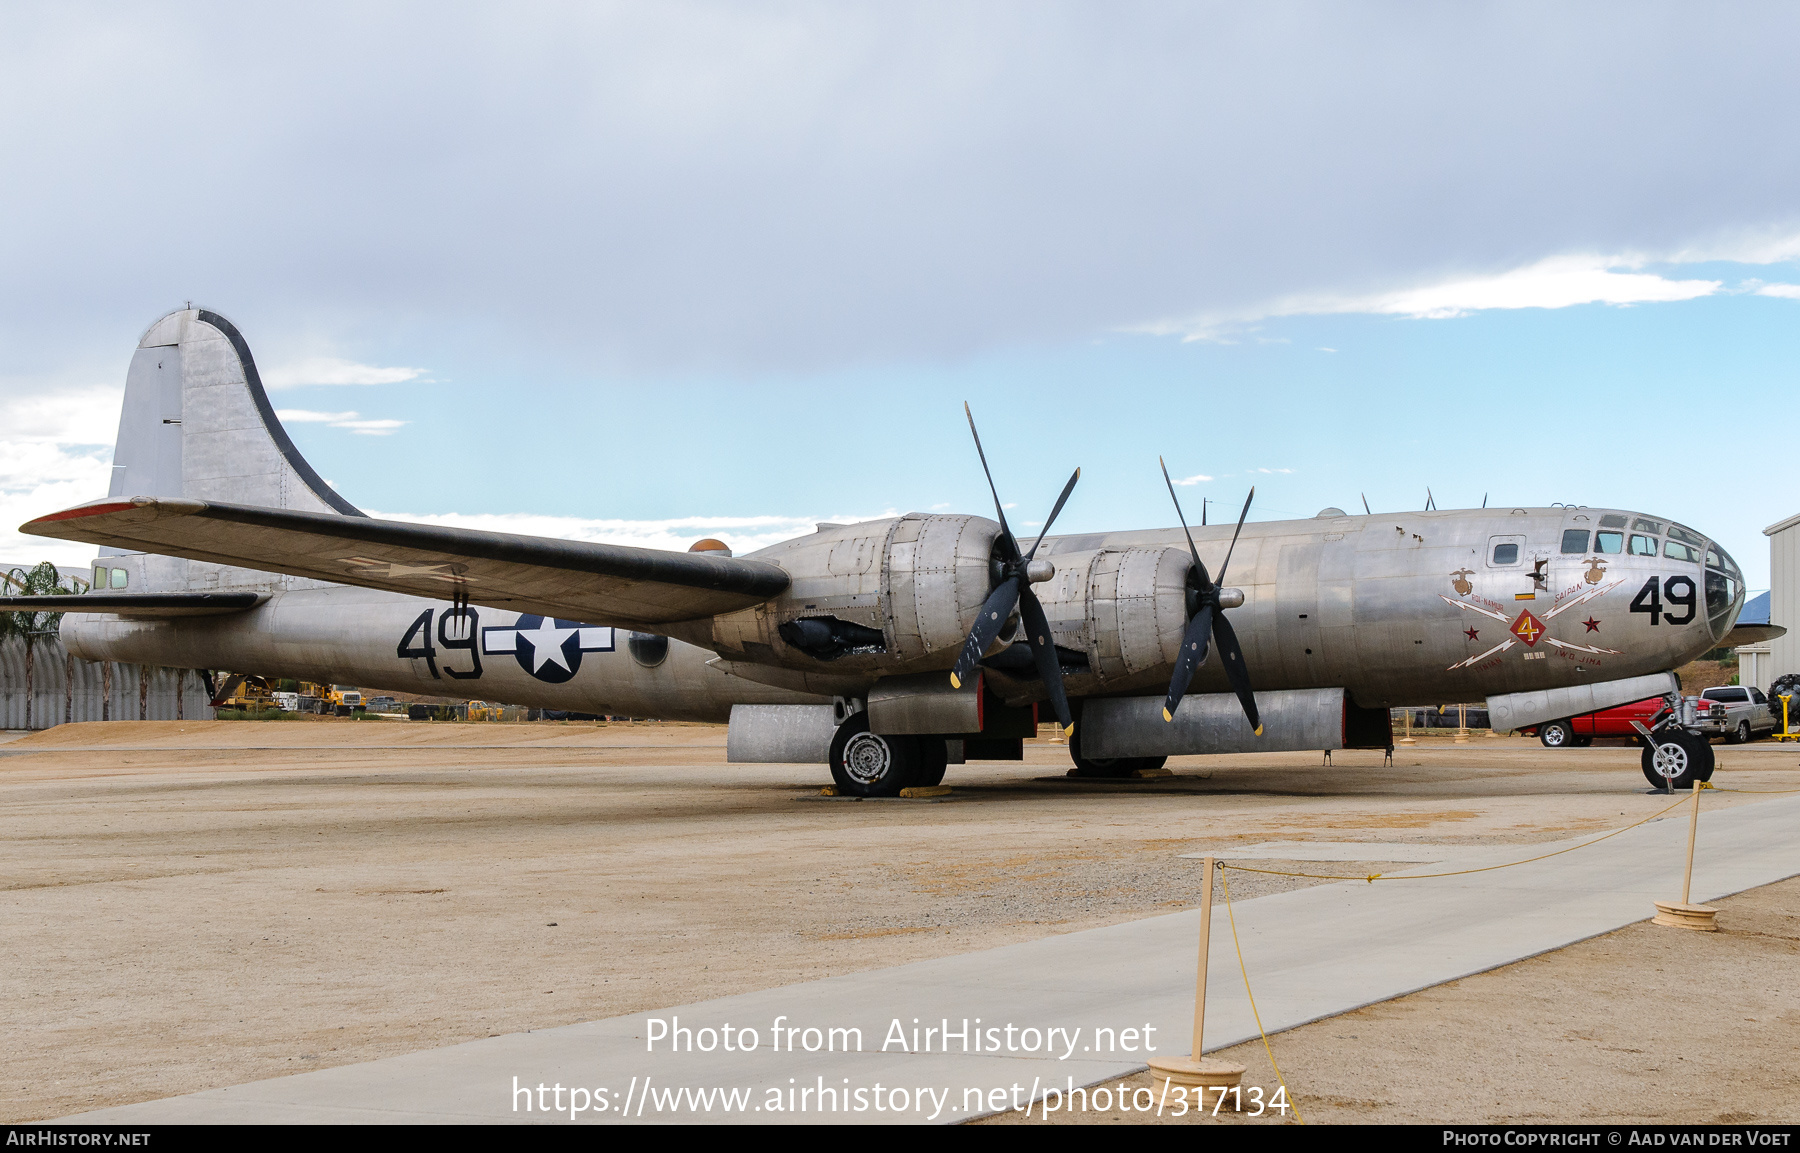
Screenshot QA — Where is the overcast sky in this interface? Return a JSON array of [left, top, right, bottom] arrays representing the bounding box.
[[3, 3, 1798, 584]]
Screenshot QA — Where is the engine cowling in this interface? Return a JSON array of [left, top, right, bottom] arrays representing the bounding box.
[[1080, 546, 1194, 681], [706, 513, 1005, 675]]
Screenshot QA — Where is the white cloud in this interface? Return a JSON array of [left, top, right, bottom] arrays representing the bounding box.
[[274, 409, 409, 435], [274, 408, 360, 423], [361, 510, 901, 557], [1137, 254, 1725, 340], [1171, 473, 1212, 486], [1253, 468, 1294, 474], [1755, 283, 1800, 299], [262, 358, 429, 388]]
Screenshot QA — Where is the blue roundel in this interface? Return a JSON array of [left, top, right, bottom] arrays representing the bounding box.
[[480, 615, 616, 684]]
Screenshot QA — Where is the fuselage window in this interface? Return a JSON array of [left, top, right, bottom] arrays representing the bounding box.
[[110, 568, 128, 589], [1628, 535, 1658, 557], [1632, 518, 1662, 534], [1663, 540, 1699, 563], [1560, 529, 1589, 554], [1598, 514, 1628, 529], [1492, 543, 1519, 565], [92, 566, 106, 591], [1595, 531, 1623, 554]]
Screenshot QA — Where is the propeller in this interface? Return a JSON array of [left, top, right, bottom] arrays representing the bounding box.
[[1158, 458, 1261, 735], [948, 403, 1080, 734]]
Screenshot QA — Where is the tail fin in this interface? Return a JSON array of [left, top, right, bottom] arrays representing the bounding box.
[[110, 308, 364, 516], [99, 308, 362, 591]]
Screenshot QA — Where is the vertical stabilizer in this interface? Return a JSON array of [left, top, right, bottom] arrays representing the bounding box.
[[102, 308, 364, 589], [113, 309, 364, 516]]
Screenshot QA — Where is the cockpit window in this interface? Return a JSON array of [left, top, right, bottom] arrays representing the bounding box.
[[1560, 529, 1589, 554], [1663, 540, 1699, 563], [1667, 524, 1704, 547], [1598, 514, 1627, 529], [1595, 531, 1623, 554], [1628, 534, 1658, 556], [1632, 518, 1662, 534], [1706, 545, 1740, 576]]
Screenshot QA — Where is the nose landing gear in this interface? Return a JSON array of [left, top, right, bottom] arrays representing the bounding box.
[[1640, 730, 1714, 791]]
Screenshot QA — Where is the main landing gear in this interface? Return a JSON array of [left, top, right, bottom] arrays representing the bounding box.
[[828, 712, 947, 797], [1066, 724, 1166, 779]]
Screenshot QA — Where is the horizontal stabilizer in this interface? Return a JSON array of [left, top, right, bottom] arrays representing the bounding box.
[[0, 592, 266, 619], [23, 497, 791, 628], [1720, 623, 1786, 648]]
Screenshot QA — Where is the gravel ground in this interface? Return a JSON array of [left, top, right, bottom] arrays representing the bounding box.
[[2, 719, 1795, 1123]]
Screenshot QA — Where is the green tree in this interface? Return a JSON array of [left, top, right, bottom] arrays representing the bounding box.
[[1, 562, 79, 729]]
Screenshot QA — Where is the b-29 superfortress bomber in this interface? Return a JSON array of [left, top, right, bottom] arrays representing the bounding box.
[[4, 309, 1766, 795]]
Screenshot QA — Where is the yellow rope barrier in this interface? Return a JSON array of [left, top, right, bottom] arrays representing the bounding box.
[[1222, 793, 1693, 884], [1217, 862, 1303, 1125]]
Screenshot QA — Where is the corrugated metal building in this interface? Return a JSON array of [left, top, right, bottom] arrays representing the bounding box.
[[1740, 514, 1800, 692], [0, 635, 213, 729]]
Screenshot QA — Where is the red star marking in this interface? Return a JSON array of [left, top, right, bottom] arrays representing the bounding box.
[[1583, 617, 1600, 632], [1464, 628, 1480, 641], [1510, 608, 1545, 647]]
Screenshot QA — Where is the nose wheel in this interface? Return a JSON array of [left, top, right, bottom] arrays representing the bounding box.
[[1640, 730, 1714, 790]]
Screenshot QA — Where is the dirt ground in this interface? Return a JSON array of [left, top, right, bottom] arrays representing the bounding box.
[[2, 718, 1796, 1124]]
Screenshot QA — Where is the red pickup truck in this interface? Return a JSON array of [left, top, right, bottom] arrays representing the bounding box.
[[1527, 697, 1665, 747]]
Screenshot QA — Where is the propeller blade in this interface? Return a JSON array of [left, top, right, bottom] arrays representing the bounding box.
[[963, 402, 1013, 541], [1158, 456, 1208, 586], [1213, 486, 1255, 588], [1025, 466, 1081, 562], [1211, 611, 1262, 735], [949, 577, 1023, 689], [1161, 603, 1213, 721], [1018, 587, 1074, 731], [1361, 492, 1371, 515]]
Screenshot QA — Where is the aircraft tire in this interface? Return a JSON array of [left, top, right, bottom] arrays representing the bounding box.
[[1539, 720, 1574, 748], [913, 740, 949, 788], [828, 712, 921, 797], [1639, 731, 1715, 790], [1066, 727, 1163, 778]]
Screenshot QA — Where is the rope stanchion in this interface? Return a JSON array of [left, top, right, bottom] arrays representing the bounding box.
[[1218, 862, 1303, 1125], [1220, 793, 1691, 885]]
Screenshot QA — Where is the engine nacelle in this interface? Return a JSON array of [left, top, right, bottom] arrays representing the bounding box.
[[1079, 547, 1193, 681], [707, 513, 1005, 676]]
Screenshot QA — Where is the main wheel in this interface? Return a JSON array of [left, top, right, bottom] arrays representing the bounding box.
[[828, 712, 921, 797], [913, 739, 949, 788], [1067, 726, 1165, 778], [1539, 720, 1574, 748], [1640, 731, 1716, 790]]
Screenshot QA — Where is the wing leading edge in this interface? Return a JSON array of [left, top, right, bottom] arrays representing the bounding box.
[[23, 498, 790, 627]]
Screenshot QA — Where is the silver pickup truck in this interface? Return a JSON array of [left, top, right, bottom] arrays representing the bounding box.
[[1690, 686, 1776, 743]]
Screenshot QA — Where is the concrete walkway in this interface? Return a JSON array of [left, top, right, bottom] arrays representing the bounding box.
[[61, 794, 1800, 1125]]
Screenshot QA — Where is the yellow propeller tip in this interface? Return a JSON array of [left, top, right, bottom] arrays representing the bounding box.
[[1253, 725, 1264, 736], [1162, 708, 1174, 722], [948, 673, 961, 689]]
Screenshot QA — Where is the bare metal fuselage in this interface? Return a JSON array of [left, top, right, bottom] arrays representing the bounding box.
[[63, 504, 1739, 720]]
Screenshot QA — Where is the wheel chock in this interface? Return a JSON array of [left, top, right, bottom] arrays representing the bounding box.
[[899, 786, 952, 798]]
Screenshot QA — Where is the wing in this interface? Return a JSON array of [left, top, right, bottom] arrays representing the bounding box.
[[0, 592, 266, 619], [23, 497, 790, 627]]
